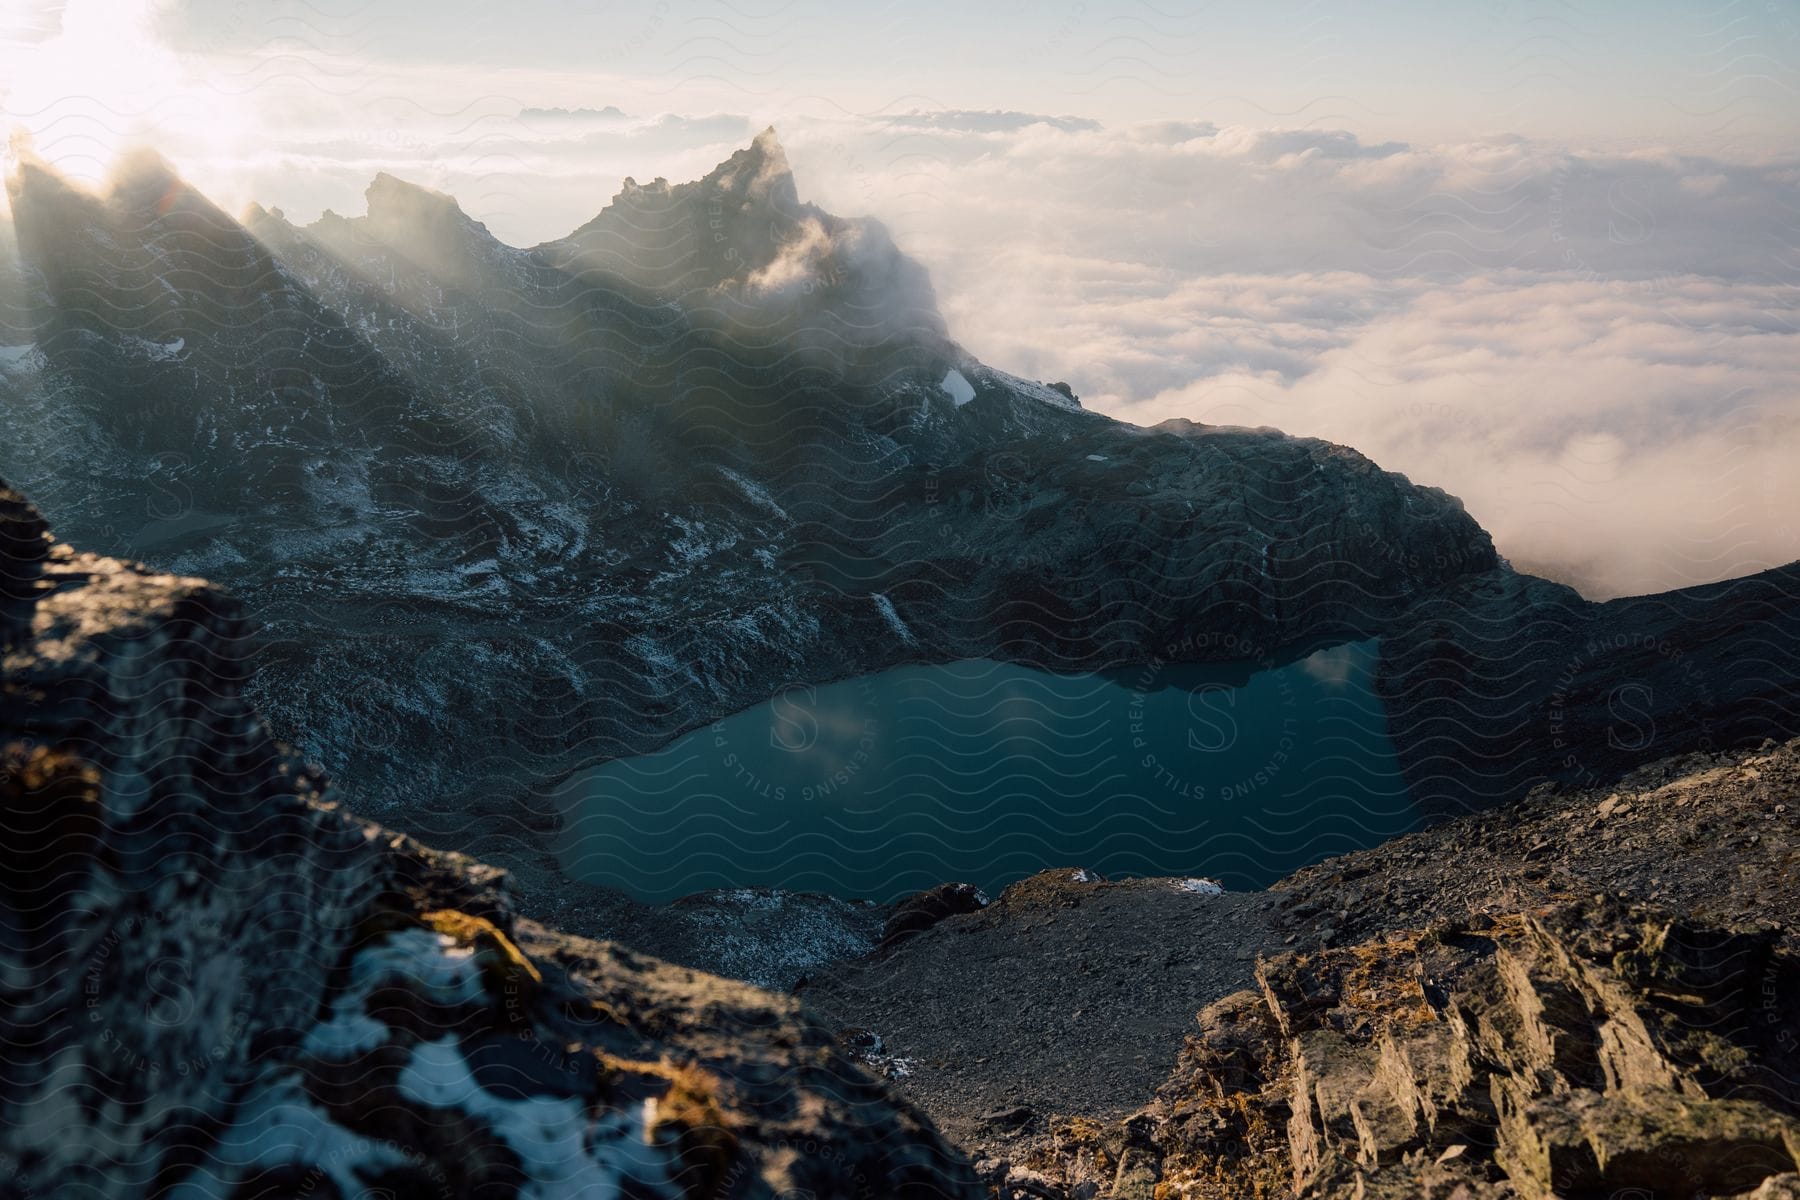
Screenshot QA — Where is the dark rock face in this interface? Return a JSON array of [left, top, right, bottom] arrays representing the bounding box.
[[1380, 563, 1800, 819], [0, 482, 47, 640], [0, 133, 1501, 879], [0, 481, 979, 1199]]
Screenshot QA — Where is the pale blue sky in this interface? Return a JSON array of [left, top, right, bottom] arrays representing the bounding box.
[[139, 0, 1799, 148], [4, 0, 1795, 213]]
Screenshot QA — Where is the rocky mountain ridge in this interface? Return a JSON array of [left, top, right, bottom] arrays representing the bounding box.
[[0, 132, 1509, 891]]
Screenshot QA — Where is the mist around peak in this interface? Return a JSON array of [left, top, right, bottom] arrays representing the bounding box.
[[542, 126, 950, 364]]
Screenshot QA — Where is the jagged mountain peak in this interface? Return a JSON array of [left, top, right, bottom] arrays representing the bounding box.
[[3, 148, 294, 338], [360, 170, 500, 253], [541, 126, 952, 358], [107, 145, 183, 201], [6, 146, 230, 241], [700, 124, 799, 210], [550, 128, 806, 279], [605, 125, 792, 210], [272, 169, 514, 291], [3, 151, 99, 220], [365, 171, 471, 224]]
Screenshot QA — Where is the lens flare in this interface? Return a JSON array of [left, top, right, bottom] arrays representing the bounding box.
[[0, 0, 249, 195]]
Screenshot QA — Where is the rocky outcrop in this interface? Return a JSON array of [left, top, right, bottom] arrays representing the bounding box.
[[797, 738, 1800, 1198], [878, 882, 990, 955], [1021, 897, 1800, 1199], [0, 482, 46, 641], [0, 479, 978, 1199]]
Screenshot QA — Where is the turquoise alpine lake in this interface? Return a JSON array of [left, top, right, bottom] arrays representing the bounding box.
[[552, 640, 1415, 902]]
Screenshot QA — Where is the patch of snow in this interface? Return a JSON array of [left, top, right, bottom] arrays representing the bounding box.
[[123, 334, 186, 362], [398, 1037, 670, 1199], [625, 633, 682, 675], [300, 1007, 389, 1059], [871, 592, 915, 645], [0, 343, 39, 369], [260, 923, 683, 1199], [349, 928, 485, 1009], [869, 1053, 920, 1080], [977, 366, 1083, 412], [161, 1077, 408, 1200], [1179, 877, 1225, 896], [939, 368, 976, 407], [666, 514, 738, 567], [718, 466, 788, 520]]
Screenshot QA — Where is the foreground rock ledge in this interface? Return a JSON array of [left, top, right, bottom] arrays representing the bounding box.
[[795, 737, 1800, 1198], [0, 478, 978, 1199], [986, 893, 1800, 1199]]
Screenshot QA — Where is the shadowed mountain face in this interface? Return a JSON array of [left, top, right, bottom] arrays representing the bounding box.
[[4, 130, 1792, 891], [1378, 560, 1800, 820], [0, 132, 1505, 874], [0, 222, 27, 344]]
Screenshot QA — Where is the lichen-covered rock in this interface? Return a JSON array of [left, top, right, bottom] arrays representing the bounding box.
[[1016, 897, 1800, 1198], [0, 480, 979, 1199]]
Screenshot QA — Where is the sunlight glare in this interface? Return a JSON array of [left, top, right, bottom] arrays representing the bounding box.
[[0, 0, 250, 195]]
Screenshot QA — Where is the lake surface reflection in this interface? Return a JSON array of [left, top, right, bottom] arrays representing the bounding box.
[[553, 640, 1414, 901]]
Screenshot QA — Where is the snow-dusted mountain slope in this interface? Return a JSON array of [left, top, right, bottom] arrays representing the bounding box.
[[0, 131, 1495, 870]]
